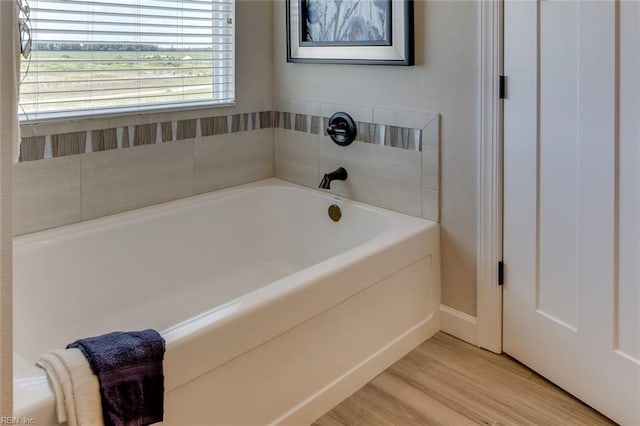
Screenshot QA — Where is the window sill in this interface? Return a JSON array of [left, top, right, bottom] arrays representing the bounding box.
[[20, 100, 237, 127]]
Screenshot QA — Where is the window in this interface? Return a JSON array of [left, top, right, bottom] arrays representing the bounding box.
[[19, 0, 235, 120]]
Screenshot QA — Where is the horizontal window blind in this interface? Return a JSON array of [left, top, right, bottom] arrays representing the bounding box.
[[20, 0, 235, 120]]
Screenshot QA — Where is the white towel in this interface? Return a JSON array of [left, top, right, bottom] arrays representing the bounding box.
[[36, 348, 104, 426]]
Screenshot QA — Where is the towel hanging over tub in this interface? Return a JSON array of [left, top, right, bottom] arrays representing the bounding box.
[[67, 329, 166, 426], [36, 348, 105, 426]]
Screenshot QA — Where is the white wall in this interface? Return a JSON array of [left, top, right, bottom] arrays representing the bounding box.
[[273, 0, 480, 316]]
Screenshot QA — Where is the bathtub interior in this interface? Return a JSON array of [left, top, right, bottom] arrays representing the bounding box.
[[13, 183, 392, 366]]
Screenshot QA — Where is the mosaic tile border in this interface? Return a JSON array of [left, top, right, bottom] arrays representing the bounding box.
[[274, 112, 422, 151], [19, 111, 422, 162]]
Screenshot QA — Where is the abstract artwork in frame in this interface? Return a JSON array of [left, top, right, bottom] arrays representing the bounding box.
[[287, 0, 414, 65]]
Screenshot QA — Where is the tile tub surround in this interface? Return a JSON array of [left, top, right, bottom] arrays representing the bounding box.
[[80, 140, 195, 220], [13, 156, 81, 236], [13, 128, 274, 235], [14, 103, 438, 234], [273, 99, 440, 222]]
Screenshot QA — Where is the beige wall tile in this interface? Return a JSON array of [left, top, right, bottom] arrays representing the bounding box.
[[422, 117, 440, 191], [274, 129, 319, 189], [422, 189, 439, 222], [274, 97, 320, 116], [13, 156, 81, 235], [194, 129, 273, 194], [422, 117, 440, 222], [373, 107, 438, 130], [81, 141, 194, 219], [319, 138, 422, 216], [320, 102, 373, 123]]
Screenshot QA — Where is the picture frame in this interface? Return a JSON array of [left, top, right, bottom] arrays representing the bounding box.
[[286, 0, 414, 66]]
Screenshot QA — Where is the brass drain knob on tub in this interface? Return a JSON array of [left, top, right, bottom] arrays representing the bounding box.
[[328, 204, 342, 222]]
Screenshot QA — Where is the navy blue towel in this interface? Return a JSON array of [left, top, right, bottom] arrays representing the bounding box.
[[68, 329, 165, 426]]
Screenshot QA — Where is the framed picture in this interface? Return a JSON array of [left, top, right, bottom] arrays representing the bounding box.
[[287, 0, 414, 66]]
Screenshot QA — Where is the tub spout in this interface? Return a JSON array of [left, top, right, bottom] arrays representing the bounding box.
[[319, 167, 348, 189]]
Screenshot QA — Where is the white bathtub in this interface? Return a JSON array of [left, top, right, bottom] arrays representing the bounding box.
[[13, 178, 440, 425]]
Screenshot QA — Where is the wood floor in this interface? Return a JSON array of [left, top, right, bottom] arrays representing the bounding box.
[[313, 332, 615, 426]]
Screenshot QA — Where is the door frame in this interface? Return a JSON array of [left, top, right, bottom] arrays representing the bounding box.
[[476, 0, 504, 353]]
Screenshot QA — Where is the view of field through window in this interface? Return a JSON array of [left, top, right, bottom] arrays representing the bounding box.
[[20, 0, 234, 118]]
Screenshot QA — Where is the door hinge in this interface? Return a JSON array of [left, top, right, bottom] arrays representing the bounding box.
[[499, 75, 507, 99], [498, 261, 504, 286]]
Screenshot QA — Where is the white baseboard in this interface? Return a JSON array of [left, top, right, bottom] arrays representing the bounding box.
[[440, 305, 478, 346]]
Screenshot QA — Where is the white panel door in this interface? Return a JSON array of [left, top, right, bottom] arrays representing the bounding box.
[[503, 1, 640, 424]]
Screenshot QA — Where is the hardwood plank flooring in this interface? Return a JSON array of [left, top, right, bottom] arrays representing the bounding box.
[[313, 332, 615, 426]]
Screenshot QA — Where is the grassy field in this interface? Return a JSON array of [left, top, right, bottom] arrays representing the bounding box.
[[20, 50, 228, 113]]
